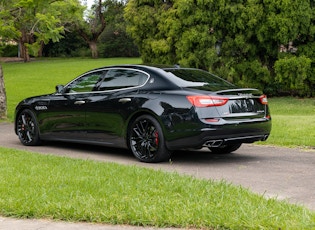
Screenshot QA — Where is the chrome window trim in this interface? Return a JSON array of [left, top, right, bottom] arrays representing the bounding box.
[[60, 67, 150, 95]]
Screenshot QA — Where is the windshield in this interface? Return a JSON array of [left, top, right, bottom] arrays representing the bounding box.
[[164, 68, 236, 91]]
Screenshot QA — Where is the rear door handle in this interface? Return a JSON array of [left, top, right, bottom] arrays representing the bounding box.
[[74, 100, 86, 105], [119, 98, 132, 103]]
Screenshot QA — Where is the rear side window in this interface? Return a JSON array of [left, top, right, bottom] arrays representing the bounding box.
[[98, 69, 148, 91], [165, 69, 236, 91]]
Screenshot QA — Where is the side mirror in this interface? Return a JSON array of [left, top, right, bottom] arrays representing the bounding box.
[[55, 85, 65, 94]]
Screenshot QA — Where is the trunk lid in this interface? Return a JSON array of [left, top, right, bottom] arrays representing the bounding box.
[[214, 89, 268, 119]]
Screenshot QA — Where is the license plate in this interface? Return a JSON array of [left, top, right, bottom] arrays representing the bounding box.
[[229, 99, 257, 113]]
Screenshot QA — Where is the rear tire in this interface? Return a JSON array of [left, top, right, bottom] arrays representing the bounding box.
[[16, 109, 41, 146], [128, 115, 171, 163], [209, 143, 242, 154]]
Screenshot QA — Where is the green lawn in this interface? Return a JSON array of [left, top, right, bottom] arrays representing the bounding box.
[[0, 147, 314, 229], [266, 97, 315, 148]]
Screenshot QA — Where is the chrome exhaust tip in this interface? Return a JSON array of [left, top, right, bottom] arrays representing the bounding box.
[[205, 140, 224, 148], [262, 135, 269, 141]]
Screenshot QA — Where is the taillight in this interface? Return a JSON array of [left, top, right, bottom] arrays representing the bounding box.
[[186, 95, 229, 107], [259, 95, 268, 105]]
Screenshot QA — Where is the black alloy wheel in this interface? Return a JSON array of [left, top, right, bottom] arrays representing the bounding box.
[[129, 115, 171, 163], [16, 109, 41, 146], [209, 143, 242, 154]]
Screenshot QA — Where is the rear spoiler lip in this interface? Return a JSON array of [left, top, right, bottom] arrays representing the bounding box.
[[214, 88, 264, 100], [215, 88, 259, 94]]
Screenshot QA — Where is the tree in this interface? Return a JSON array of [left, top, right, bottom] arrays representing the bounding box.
[[42, 31, 88, 57], [0, 65, 6, 119], [0, 0, 84, 62], [0, 2, 19, 119], [77, 0, 106, 58], [125, 0, 315, 96], [124, 0, 176, 64], [98, 0, 138, 57]]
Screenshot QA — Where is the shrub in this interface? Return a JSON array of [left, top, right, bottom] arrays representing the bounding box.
[[0, 44, 18, 57], [275, 56, 315, 97]]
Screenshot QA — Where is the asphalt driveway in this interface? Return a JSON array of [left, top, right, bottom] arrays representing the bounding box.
[[0, 122, 314, 212]]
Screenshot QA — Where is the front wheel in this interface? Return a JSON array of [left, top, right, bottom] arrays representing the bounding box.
[[209, 143, 242, 154], [128, 115, 171, 163], [16, 109, 41, 146]]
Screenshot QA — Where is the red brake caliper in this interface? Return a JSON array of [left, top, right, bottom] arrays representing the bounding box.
[[154, 131, 159, 146]]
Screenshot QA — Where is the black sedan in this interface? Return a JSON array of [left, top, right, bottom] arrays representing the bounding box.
[[15, 65, 271, 163]]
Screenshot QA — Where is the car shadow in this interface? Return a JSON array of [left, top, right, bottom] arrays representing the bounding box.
[[42, 141, 134, 160], [42, 141, 260, 165], [168, 148, 260, 165]]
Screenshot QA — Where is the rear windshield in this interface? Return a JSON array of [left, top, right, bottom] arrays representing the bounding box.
[[164, 68, 236, 91]]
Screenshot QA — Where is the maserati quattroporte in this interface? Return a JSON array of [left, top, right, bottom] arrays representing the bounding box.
[[15, 65, 271, 162]]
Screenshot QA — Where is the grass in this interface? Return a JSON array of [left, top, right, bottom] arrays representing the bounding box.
[[0, 147, 314, 229], [266, 97, 315, 148]]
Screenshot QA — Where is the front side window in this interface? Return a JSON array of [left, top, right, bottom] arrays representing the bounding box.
[[98, 69, 148, 91], [66, 71, 106, 93]]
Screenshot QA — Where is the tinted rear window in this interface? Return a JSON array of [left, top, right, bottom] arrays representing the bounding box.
[[164, 68, 236, 91]]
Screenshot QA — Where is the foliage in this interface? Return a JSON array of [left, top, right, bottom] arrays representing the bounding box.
[[124, 0, 315, 96], [0, 1, 20, 39], [124, 0, 175, 64], [0, 44, 18, 57], [42, 31, 88, 57], [98, 0, 139, 58], [275, 56, 315, 97], [0, 0, 84, 61], [38, 0, 138, 58], [99, 25, 139, 57]]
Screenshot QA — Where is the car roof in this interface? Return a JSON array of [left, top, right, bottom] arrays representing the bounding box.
[[89, 64, 181, 72]]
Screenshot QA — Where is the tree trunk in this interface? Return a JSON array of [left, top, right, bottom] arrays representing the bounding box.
[[78, 0, 106, 59], [19, 30, 31, 62], [19, 42, 30, 62], [89, 41, 99, 59], [0, 65, 7, 119], [38, 40, 45, 57]]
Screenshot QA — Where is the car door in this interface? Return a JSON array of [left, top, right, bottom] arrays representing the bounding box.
[[39, 70, 106, 140], [84, 68, 149, 146]]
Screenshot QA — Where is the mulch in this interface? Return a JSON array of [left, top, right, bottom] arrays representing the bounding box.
[[0, 57, 25, 62]]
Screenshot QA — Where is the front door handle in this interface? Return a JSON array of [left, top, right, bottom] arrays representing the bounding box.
[[119, 98, 132, 103], [74, 100, 86, 105]]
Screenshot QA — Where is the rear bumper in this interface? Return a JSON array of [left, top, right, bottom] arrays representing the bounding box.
[[165, 119, 271, 150]]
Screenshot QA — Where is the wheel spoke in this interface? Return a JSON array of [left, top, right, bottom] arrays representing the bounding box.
[[133, 125, 142, 139], [26, 131, 32, 142], [21, 114, 27, 125], [141, 143, 149, 158], [139, 120, 146, 134]]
